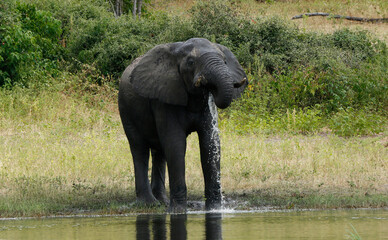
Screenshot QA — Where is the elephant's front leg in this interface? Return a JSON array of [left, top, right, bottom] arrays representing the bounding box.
[[198, 114, 222, 210], [198, 130, 222, 210]]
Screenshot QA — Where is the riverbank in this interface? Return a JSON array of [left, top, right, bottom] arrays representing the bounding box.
[[1, 191, 387, 218]]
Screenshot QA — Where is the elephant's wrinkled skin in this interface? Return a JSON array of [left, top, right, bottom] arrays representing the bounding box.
[[118, 38, 247, 212]]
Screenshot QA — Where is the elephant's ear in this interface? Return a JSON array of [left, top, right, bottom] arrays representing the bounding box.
[[129, 43, 187, 106], [216, 44, 248, 99]]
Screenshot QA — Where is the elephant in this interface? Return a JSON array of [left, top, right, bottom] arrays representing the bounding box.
[[118, 38, 247, 212]]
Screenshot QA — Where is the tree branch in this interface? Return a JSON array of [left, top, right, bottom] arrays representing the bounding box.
[[292, 12, 388, 23], [107, 0, 117, 17]]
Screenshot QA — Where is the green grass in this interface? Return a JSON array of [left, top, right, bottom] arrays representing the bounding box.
[[347, 224, 362, 240], [1, 77, 387, 217]]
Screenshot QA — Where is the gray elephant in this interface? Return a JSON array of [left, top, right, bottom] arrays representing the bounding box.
[[118, 38, 247, 212]]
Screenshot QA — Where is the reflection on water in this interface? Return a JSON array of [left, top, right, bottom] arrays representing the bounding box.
[[135, 213, 222, 240], [205, 213, 222, 240], [170, 214, 187, 240], [0, 209, 387, 239]]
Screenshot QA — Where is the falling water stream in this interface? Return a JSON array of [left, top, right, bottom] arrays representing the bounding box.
[[207, 94, 219, 143], [207, 94, 222, 202]]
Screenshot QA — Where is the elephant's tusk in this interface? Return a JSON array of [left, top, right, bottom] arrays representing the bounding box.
[[234, 77, 247, 88], [195, 75, 207, 87]]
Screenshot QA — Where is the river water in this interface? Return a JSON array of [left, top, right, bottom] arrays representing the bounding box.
[[1, 209, 387, 239]]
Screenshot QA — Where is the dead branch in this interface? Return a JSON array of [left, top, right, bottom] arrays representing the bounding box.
[[292, 12, 388, 23]]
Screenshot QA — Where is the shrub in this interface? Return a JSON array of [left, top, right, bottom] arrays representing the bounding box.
[[157, 16, 196, 43], [332, 29, 377, 64], [190, 0, 244, 46], [329, 108, 386, 136], [67, 13, 172, 78], [0, 1, 62, 87]]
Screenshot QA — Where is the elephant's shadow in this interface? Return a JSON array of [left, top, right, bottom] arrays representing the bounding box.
[[135, 213, 222, 240]]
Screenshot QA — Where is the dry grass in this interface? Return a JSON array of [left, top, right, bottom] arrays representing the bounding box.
[[186, 132, 388, 196]]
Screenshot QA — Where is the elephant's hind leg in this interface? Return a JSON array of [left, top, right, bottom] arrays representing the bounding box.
[[122, 123, 157, 204], [151, 149, 168, 205]]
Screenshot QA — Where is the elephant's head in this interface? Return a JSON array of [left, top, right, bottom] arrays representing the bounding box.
[[129, 38, 247, 109]]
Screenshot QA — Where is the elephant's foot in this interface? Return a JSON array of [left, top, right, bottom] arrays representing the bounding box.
[[168, 204, 187, 213], [136, 194, 159, 206], [205, 201, 221, 210], [205, 196, 222, 210], [153, 191, 169, 206], [168, 199, 187, 213]]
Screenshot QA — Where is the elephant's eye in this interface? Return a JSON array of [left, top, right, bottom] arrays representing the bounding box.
[[187, 58, 195, 67]]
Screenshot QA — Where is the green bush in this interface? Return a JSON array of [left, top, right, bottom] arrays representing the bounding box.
[[190, 0, 244, 46], [0, 1, 62, 87], [329, 108, 386, 136], [157, 16, 196, 43], [332, 29, 378, 65], [67, 13, 172, 78]]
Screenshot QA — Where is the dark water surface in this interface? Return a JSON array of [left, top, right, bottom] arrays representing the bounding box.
[[1, 209, 387, 239]]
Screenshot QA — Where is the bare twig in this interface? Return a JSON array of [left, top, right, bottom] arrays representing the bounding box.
[[107, 0, 117, 17], [292, 12, 388, 23]]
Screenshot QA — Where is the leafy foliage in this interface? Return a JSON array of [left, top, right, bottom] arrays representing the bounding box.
[[67, 14, 171, 78], [0, 1, 62, 87], [329, 107, 386, 136]]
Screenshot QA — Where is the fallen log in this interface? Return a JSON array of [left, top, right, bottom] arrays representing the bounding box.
[[291, 12, 388, 23]]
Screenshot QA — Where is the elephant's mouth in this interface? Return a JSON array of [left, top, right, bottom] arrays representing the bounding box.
[[194, 75, 207, 88], [233, 77, 247, 88]]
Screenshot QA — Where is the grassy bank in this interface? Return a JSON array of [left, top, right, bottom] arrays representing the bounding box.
[[1, 79, 387, 217]]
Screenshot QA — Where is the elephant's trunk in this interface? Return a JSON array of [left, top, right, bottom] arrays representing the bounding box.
[[199, 53, 234, 109], [211, 74, 233, 109]]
